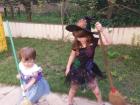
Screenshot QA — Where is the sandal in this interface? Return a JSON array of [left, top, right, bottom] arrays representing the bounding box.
[[98, 102, 105, 105]]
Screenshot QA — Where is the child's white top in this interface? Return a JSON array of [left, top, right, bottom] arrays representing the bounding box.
[[19, 62, 42, 76]]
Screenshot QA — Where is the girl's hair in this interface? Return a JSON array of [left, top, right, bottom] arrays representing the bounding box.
[[19, 47, 36, 61], [72, 30, 93, 51]]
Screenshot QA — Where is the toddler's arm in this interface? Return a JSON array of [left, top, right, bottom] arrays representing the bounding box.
[[23, 72, 38, 91]]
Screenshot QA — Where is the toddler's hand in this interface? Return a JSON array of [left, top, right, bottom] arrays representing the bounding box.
[[16, 74, 21, 79], [21, 85, 27, 92], [23, 86, 27, 92]]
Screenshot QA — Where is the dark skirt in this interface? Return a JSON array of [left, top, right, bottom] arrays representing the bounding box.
[[65, 62, 105, 85]]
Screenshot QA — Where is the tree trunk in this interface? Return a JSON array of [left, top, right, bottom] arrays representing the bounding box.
[[25, 6, 32, 22], [106, 6, 114, 19], [63, 0, 68, 16], [4, 7, 7, 18], [105, 0, 114, 19], [61, 0, 64, 40], [23, 1, 32, 22], [9, 3, 14, 19], [17, 7, 21, 17]]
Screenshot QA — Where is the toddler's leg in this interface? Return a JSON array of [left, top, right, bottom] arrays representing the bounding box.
[[68, 83, 79, 105], [88, 79, 104, 105]]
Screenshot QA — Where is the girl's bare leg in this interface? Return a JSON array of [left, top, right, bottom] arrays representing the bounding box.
[[68, 83, 79, 105], [88, 79, 104, 105]]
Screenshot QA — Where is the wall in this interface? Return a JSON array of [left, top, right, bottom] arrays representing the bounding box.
[[3, 21, 140, 45]]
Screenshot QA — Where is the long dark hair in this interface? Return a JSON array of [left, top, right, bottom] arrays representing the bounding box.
[[72, 30, 93, 51]]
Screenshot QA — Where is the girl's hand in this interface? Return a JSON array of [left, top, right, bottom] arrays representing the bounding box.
[[65, 67, 70, 76], [95, 22, 103, 32], [22, 78, 36, 92], [65, 50, 76, 76], [16, 74, 21, 79], [95, 22, 112, 45]]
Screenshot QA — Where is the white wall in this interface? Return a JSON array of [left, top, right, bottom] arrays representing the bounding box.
[[3, 21, 140, 45], [109, 27, 140, 45], [3, 21, 74, 41]]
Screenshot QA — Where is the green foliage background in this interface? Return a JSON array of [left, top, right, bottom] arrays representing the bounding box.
[[65, 0, 140, 27], [1, 0, 140, 26]]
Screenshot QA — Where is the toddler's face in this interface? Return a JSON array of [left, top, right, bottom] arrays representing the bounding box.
[[21, 58, 34, 68]]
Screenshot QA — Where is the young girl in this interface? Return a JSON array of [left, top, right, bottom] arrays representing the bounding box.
[[17, 47, 50, 104], [65, 17, 110, 105]]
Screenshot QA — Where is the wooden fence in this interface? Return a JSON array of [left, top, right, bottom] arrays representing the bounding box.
[[3, 21, 140, 46]]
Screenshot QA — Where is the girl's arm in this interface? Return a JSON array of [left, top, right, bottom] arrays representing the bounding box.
[[65, 50, 76, 76], [95, 22, 112, 45], [99, 28, 112, 45], [23, 72, 38, 91]]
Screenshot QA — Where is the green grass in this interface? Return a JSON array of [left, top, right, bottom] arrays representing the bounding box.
[[3, 12, 61, 24], [0, 37, 140, 104]]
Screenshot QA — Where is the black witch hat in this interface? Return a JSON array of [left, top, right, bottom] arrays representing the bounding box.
[[66, 16, 96, 34]]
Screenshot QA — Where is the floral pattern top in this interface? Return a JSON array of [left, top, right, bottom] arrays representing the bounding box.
[[19, 62, 43, 84]]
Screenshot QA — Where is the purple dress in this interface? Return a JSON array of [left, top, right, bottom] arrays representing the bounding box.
[[18, 63, 50, 104], [66, 36, 101, 85]]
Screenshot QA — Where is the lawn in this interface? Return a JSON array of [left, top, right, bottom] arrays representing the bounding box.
[[3, 12, 61, 24], [0, 37, 140, 104]]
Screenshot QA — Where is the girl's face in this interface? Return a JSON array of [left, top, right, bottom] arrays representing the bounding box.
[[21, 58, 34, 68], [77, 37, 87, 44]]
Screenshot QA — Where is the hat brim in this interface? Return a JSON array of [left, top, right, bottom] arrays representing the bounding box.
[[66, 25, 95, 34], [66, 25, 83, 32]]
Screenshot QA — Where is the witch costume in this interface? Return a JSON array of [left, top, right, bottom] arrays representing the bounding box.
[[65, 16, 104, 85]]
